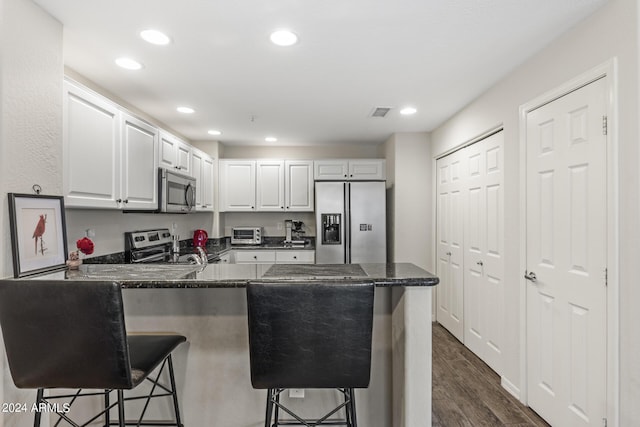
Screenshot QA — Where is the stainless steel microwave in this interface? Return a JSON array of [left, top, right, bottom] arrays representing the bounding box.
[[158, 168, 196, 213], [231, 227, 263, 245]]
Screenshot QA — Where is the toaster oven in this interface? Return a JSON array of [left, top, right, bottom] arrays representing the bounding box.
[[231, 227, 263, 245]]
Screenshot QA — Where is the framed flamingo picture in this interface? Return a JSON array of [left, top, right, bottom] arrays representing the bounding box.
[[8, 193, 68, 277]]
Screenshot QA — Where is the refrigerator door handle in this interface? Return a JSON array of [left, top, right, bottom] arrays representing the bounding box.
[[345, 182, 350, 264]]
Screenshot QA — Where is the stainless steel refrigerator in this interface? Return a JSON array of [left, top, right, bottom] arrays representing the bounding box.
[[315, 181, 386, 264]]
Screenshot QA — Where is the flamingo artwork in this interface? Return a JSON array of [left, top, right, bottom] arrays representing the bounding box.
[[32, 214, 47, 255]]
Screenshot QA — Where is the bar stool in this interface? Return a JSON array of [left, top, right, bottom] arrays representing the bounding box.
[[0, 281, 186, 427], [246, 282, 375, 427]]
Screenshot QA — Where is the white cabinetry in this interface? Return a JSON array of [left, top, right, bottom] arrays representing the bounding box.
[[192, 148, 215, 211], [63, 80, 158, 210], [219, 160, 256, 211], [160, 131, 191, 174], [219, 160, 314, 212], [256, 160, 285, 211], [120, 113, 159, 210], [285, 160, 314, 211], [227, 250, 314, 264], [234, 250, 276, 264], [314, 159, 385, 180], [275, 250, 315, 264]]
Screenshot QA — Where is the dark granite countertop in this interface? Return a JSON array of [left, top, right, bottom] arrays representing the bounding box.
[[9, 263, 438, 288]]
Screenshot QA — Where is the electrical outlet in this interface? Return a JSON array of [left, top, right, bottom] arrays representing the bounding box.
[[289, 389, 305, 399], [86, 228, 96, 238]]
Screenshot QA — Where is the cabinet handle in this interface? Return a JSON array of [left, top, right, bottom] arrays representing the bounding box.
[[123, 199, 128, 204], [253, 256, 257, 259], [477, 261, 483, 266], [344, 174, 347, 177], [116, 199, 122, 203], [293, 256, 297, 259]]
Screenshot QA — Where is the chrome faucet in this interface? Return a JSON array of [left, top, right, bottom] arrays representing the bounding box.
[[195, 246, 208, 265]]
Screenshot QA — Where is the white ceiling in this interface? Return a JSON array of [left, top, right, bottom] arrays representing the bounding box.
[[34, 0, 607, 147]]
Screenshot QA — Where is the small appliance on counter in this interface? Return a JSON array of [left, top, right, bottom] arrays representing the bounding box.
[[284, 220, 306, 246], [193, 229, 208, 247], [231, 227, 262, 245]]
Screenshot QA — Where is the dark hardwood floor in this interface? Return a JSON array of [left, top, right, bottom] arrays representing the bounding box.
[[432, 323, 550, 427]]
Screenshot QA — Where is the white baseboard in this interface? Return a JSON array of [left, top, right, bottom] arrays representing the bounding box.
[[501, 376, 521, 401]]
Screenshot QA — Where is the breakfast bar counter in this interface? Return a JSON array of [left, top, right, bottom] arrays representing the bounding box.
[[1, 263, 437, 427]]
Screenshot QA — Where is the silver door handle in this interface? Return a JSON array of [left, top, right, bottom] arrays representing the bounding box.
[[524, 271, 537, 282]]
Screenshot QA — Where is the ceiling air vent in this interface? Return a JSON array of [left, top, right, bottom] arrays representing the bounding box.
[[370, 106, 393, 118]]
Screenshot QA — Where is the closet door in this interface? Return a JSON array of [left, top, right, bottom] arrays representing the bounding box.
[[436, 149, 465, 341], [463, 131, 505, 374]]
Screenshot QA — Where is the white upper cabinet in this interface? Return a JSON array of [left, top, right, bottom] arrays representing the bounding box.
[[348, 159, 386, 180], [256, 160, 285, 211], [314, 159, 386, 180], [160, 131, 191, 175], [314, 160, 349, 180], [120, 113, 159, 210], [63, 80, 158, 210], [191, 148, 215, 211], [63, 80, 121, 208], [219, 159, 314, 212], [285, 160, 314, 211], [219, 160, 256, 211]]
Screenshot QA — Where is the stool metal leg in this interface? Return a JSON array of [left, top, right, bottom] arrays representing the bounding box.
[[273, 389, 281, 427], [33, 388, 44, 427], [167, 355, 183, 427], [349, 388, 358, 427], [104, 389, 110, 427], [264, 389, 274, 427], [116, 390, 125, 427]]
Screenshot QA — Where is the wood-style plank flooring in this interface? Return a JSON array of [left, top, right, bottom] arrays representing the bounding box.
[[432, 323, 550, 427]]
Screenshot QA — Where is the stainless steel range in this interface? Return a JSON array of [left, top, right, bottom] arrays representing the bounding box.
[[124, 228, 218, 264]]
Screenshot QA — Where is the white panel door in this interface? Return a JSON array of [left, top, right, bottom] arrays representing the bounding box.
[[436, 149, 465, 341], [285, 160, 314, 211], [63, 81, 121, 209], [120, 113, 158, 210], [525, 78, 607, 427], [219, 160, 256, 211], [463, 131, 504, 374], [256, 160, 285, 211]]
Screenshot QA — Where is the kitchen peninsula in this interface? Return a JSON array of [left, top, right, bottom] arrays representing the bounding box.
[[2, 263, 438, 427]]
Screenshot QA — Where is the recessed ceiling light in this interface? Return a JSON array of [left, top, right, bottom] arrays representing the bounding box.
[[270, 30, 298, 46], [400, 107, 417, 115], [265, 136, 278, 142], [177, 106, 195, 114], [140, 29, 171, 45], [208, 130, 222, 136], [115, 57, 143, 70]]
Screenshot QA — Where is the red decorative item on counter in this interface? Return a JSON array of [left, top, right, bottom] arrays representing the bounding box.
[[76, 237, 94, 255]]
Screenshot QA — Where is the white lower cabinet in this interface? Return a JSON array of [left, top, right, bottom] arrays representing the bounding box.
[[275, 250, 315, 264], [234, 250, 276, 264], [225, 250, 314, 264]]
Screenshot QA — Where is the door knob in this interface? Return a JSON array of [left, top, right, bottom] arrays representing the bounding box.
[[524, 271, 537, 282]]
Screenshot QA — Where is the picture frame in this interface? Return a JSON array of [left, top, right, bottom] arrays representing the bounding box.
[[8, 193, 69, 278]]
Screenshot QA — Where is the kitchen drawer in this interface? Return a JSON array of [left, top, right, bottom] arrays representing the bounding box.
[[275, 250, 315, 264], [235, 250, 276, 264]]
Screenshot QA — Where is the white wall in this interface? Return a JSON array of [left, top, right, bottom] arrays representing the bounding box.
[[0, 0, 63, 425], [381, 133, 433, 271], [430, 0, 638, 423]]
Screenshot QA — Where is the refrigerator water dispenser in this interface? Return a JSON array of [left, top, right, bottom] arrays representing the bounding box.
[[321, 214, 341, 244]]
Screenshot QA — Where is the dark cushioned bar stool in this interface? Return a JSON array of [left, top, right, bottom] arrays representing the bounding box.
[[247, 282, 374, 427], [0, 281, 186, 427]]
